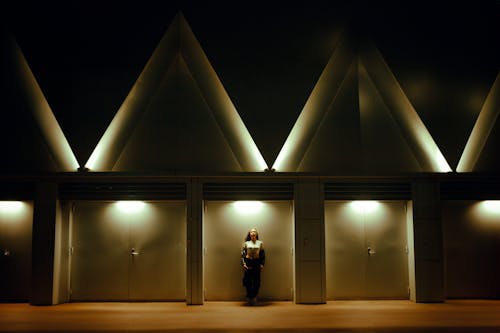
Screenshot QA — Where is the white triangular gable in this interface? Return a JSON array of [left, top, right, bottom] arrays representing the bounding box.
[[9, 35, 79, 171], [457, 72, 500, 172], [85, 13, 267, 172], [272, 29, 451, 173]]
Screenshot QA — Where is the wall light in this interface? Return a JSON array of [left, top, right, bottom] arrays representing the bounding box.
[[470, 200, 500, 229], [350, 200, 379, 213], [115, 201, 145, 213], [233, 201, 263, 215], [480, 200, 500, 214], [0, 201, 24, 213]]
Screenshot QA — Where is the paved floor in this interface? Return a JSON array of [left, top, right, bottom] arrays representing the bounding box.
[[0, 300, 499, 332]]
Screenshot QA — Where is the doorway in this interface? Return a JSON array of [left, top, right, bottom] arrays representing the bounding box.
[[203, 201, 294, 301], [325, 201, 409, 299], [69, 200, 186, 301], [0, 201, 32, 301]]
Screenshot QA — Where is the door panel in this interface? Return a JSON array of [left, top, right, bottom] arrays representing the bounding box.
[[203, 201, 294, 301], [0, 201, 33, 301], [364, 202, 408, 298], [70, 201, 186, 301], [129, 202, 186, 300], [325, 201, 408, 299], [71, 202, 130, 300], [325, 203, 365, 299]]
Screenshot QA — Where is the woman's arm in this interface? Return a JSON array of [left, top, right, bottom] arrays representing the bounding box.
[[241, 243, 248, 269], [259, 242, 265, 267]]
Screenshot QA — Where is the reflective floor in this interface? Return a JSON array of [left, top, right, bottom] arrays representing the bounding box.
[[1, 300, 499, 332]]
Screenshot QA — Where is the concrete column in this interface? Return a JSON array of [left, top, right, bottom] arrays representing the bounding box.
[[294, 179, 326, 303], [31, 182, 58, 305], [186, 179, 203, 305], [411, 179, 444, 302]]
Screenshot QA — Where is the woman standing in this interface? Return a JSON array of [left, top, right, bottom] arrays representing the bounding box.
[[241, 228, 265, 305]]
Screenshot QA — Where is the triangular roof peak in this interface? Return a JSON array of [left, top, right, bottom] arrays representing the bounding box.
[[457, 72, 500, 172], [272, 27, 451, 173], [85, 12, 267, 172], [7, 34, 79, 171]]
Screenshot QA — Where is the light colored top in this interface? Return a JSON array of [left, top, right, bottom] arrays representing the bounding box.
[[243, 240, 264, 259]]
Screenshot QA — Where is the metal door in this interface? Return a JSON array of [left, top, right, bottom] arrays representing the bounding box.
[[70, 201, 186, 301], [128, 202, 186, 300], [70, 201, 129, 300], [203, 201, 294, 301], [325, 201, 409, 299], [0, 201, 33, 301]]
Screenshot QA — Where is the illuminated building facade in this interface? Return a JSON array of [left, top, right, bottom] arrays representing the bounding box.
[[1, 2, 499, 305]]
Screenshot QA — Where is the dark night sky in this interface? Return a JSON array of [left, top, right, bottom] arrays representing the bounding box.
[[2, 0, 500, 167]]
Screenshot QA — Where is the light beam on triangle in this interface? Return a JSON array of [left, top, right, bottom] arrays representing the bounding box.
[[10, 35, 79, 171], [457, 72, 500, 172], [85, 13, 267, 172]]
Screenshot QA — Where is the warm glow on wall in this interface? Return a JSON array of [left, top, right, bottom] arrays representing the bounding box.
[[469, 200, 500, 229], [480, 200, 500, 214], [0, 201, 25, 214], [350, 200, 379, 213], [115, 201, 145, 213], [233, 201, 263, 215]]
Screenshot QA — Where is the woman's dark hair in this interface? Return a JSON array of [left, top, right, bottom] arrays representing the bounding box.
[[245, 229, 259, 241]]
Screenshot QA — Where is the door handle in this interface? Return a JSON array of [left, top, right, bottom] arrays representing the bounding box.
[[131, 248, 139, 256], [367, 246, 376, 256]]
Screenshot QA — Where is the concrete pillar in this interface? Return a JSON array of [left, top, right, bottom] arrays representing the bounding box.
[[294, 179, 326, 303], [186, 179, 203, 305], [31, 182, 58, 305], [411, 179, 445, 302]]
